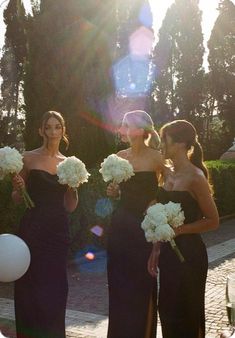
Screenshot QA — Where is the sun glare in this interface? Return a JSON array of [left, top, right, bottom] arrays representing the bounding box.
[[22, 0, 32, 14], [149, 0, 220, 41], [149, 0, 222, 69], [149, 0, 174, 36]]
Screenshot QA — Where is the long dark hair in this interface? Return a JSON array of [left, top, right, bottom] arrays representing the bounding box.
[[160, 120, 208, 179], [41, 111, 69, 150]]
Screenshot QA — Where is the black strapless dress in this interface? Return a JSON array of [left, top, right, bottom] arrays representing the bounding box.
[[157, 188, 208, 338], [14, 169, 70, 338], [107, 172, 158, 338]]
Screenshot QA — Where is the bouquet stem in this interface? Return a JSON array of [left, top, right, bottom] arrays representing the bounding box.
[[21, 187, 35, 209], [170, 239, 185, 263]]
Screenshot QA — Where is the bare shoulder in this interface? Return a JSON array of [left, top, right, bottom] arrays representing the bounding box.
[[191, 167, 207, 182], [23, 150, 36, 156], [22, 150, 38, 166], [18, 150, 36, 173], [116, 149, 129, 159], [23, 148, 41, 158], [58, 152, 66, 161], [190, 168, 210, 193]]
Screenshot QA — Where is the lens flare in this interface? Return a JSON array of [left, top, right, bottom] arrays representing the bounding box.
[[129, 26, 154, 57], [112, 54, 156, 97], [139, 2, 153, 28], [95, 198, 114, 218], [85, 252, 95, 261], [90, 225, 104, 237], [79, 110, 116, 134]]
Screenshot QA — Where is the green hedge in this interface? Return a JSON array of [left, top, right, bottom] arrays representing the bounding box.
[[68, 168, 116, 255], [206, 160, 235, 217], [0, 169, 115, 256], [1, 161, 235, 253], [0, 176, 25, 234]]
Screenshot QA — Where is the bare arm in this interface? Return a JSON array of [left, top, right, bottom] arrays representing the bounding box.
[[11, 154, 29, 204], [174, 175, 219, 236], [64, 188, 79, 213], [148, 242, 161, 278]]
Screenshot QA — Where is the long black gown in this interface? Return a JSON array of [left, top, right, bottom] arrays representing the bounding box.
[[157, 187, 208, 338], [107, 172, 158, 338], [14, 169, 70, 338]]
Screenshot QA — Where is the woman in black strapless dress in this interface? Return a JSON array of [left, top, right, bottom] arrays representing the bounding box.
[[12, 111, 78, 338], [148, 120, 219, 338], [106, 110, 163, 338]]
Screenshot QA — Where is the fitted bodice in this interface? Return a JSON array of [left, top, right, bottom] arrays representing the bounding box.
[[26, 169, 67, 211], [119, 172, 158, 215], [157, 187, 205, 264], [19, 169, 69, 246], [156, 190, 208, 338]]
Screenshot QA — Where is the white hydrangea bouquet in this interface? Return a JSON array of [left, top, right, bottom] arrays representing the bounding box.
[[99, 154, 134, 184], [141, 202, 185, 262], [56, 156, 90, 189], [0, 146, 35, 208]]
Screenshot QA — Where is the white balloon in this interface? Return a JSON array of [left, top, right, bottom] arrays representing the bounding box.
[[0, 234, 31, 282]]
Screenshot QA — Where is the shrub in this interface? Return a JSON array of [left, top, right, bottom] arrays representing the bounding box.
[[68, 167, 116, 255], [206, 160, 235, 217], [1, 161, 235, 254], [0, 176, 25, 234]]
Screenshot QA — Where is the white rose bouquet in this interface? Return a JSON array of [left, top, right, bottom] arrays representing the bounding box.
[[164, 201, 185, 228], [99, 154, 134, 184], [141, 201, 185, 262], [56, 156, 90, 189], [0, 146, 34, 208]]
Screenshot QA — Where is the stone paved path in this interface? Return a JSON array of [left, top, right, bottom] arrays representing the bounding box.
[[0, 218, 235, 338]]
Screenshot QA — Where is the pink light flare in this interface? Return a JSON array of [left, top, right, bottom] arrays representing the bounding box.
[[129, 26, 154, 57]]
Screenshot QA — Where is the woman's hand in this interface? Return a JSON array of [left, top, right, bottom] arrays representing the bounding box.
[[106, 182, 120, 199], [11, 174, 25, 204], [174, 225, 183, 237], [147, 243, 160, 278], [12, 174, 25, 192], [64, 187, 78, 213]]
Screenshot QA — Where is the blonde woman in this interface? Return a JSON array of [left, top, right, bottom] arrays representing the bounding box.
[[106, 110, 163, 338]]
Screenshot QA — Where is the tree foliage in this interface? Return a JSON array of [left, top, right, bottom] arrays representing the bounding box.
[[24, 0, 115, 166], [152, 0, 205, 126], [1, 0, 235, 160], [151, 0, 235, 158], [208, 0, 235, 148], [0, 0, 26, 148]]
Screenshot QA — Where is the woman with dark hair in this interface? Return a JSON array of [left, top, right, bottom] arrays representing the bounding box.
[[106, 110, 164, 338], [148, 119, 219, 338], [12, 111, 78, 338]]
